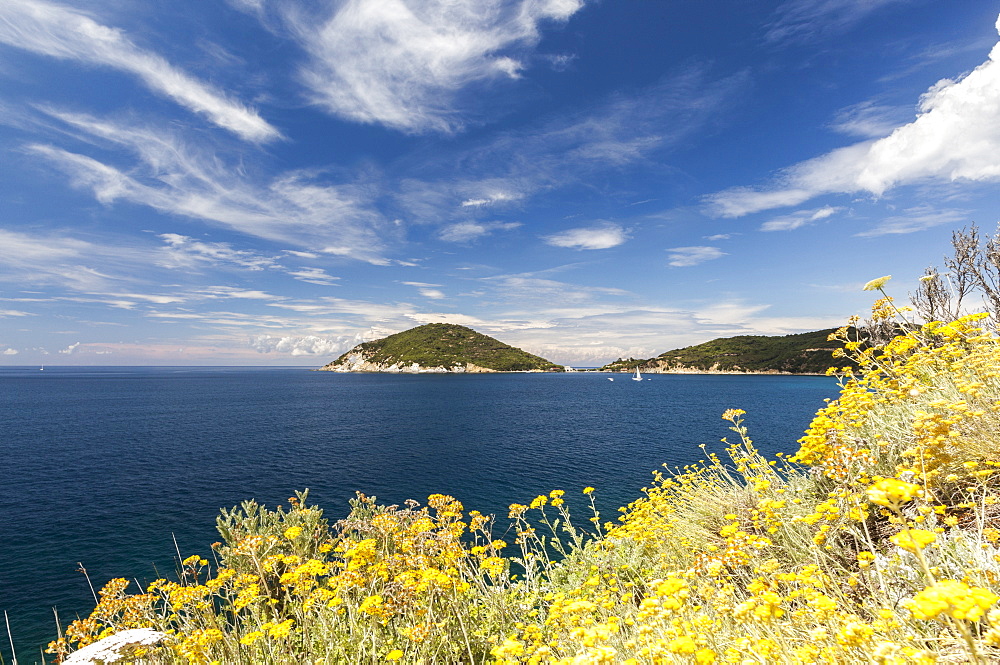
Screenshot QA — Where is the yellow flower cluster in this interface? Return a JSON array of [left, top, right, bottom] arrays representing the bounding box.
[[50, 294, 1000, 664], [906, 580, 998, 622]]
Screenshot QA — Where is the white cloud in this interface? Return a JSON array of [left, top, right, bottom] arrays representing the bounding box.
[[544, 223, 628, 250], [709, 18, 1000, 217], [666, 246, 726, 267], [249, 334, 357, 356], [158, 234, 279, 271], [27, 112, 387, 260], [829, 100, 911, 139], [58, 341, 80, 354], [394, 66, 748, 225], [484, 275, 630, 305], [0, 228, 149, 290], [856, 205, 971, 237], [460, 191, 522, 207], [2, 348, 18, 355], [439, 221, 521, 242], [286, 268, 340, 285], [0, 0, 279, 142], [289, 0, 584, 133], [0, 309, 32, 317], [764, 0, 905, 44], [401, 281, 446, 299], [760, 205, 843, 232], [704, 233, 733, 241], [195, 286, 282, 300]]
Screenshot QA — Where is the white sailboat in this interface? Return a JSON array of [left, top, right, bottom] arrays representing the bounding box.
[[632, 367, 642, 381]]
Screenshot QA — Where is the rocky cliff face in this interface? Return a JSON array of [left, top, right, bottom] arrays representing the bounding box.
[[319, 349, 499, 373]]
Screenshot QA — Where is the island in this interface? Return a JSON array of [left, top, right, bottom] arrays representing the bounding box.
[[318, 323, 564, 373], [599, 328, 854, 375]]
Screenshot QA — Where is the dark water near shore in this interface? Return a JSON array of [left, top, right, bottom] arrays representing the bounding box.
[[0, 367, 836, 662]]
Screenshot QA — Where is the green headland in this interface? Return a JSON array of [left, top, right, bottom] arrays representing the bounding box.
[[319, 323, 563, 373]]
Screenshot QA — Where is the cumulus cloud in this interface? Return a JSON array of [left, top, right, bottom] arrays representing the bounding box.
[[543, 223, 628, 250], [2, 348, 18, 355], [58, 341, 80, 354], [0, 0, 279, 142], [249, 334, 354, 356], [709, 17, 1000, 217], [666, 246, 726, 267], [760, 205, 842, 232], [438, 220, 521, 242], [289, 0, 584, 133]]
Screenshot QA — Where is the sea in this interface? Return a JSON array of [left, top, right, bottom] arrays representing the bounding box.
[[0, 366, 838, 663]]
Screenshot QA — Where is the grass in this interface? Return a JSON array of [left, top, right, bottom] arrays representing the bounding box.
[[48, 292, 1000, 663]]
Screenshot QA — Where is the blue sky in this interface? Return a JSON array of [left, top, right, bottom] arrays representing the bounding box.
[[1, 0, 999, 366]]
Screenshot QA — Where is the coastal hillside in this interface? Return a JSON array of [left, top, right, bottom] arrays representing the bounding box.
[[52, 310, 1000, 664], [601, 328, 854, 374], [319, 323, 563, 373]]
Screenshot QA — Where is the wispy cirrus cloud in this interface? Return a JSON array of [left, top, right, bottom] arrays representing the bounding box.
[[0, 0, 280, 142], [543, 223, 628, 250], [396, 64, 750, 226], [760, 205, 842, 232], [26, 110, 389, 261], [158, 234, 280, 271], [439, 221, 521, 243], [665, 246, 726, 267], [856, 205, 972, 237], [402, 281, 446, 299], [287, 0, 584, 133], [0, 228, 146, 290], [829, 101, 911, 139], [764, 0, 907, 44], [460, 192, 523, 207], [708, 18, 1000, 218], [286, 268, 340, 286]]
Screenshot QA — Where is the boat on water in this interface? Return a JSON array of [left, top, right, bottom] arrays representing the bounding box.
[[632, 367, 643, 381]]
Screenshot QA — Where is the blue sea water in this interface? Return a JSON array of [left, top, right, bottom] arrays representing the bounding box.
[[0, 367, 837, 662]]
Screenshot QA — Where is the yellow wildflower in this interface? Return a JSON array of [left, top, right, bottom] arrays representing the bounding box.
[[890, 529, 936, 553], [863, 275, 891, 291], [867, 478, 921, 508]]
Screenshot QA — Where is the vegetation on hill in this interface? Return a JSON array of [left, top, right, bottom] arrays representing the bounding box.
[[323, 323, 563, 372], [48, 277, 1000, 664], [600, 328, 857, 374]]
